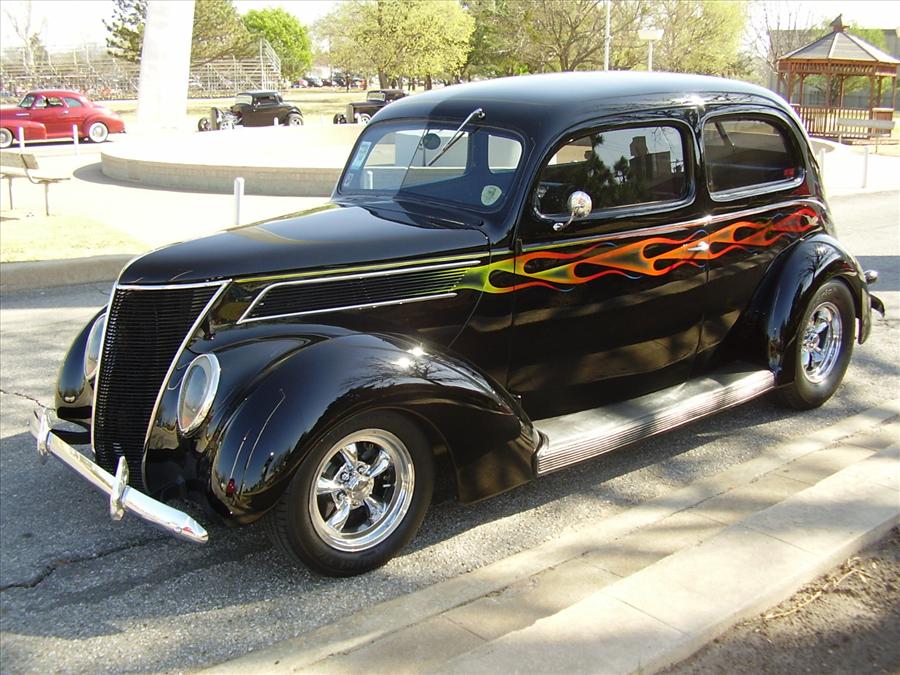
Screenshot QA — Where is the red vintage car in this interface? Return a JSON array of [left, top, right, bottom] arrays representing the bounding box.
[[0, 89, 126, 149]]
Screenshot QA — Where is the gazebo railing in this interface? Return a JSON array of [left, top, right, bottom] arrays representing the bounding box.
[[791, 105, 881, 139]]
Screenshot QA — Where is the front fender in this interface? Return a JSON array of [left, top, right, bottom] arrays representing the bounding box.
[[55, 308, 105, 423], [756, 234, 872, 383], [204, 331, 536, 522]]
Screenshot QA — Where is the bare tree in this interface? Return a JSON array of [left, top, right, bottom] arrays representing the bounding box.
[[3, 0, 46, 75], [748, 1, 818, 81]]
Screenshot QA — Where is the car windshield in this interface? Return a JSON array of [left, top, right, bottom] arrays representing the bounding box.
[[235, 94, 253, 106], [18, 94, 35, 108], [338, 119, 524, 211], [367, 91, 386, 102]]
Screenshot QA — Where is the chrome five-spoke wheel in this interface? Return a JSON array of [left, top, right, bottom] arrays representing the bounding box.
[[265, 411, 434, 576], [799, 301, 842, 384], [777, 279, 854, 411], [310, 429, 414, 552]]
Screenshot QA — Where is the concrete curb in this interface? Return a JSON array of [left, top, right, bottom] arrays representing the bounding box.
[[0, 254, 130, 292], [202, 400, 900, 674]]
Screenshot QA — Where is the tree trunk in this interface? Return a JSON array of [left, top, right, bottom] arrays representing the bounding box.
[[425, 74, 433, 90]]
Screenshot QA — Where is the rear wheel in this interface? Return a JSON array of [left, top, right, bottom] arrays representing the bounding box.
[[265, 411, 434, 576], [87, 122, 109, 143], [775, 279, 855, 410], [355, 113, 372, 125], [0, 128, 12, 149]]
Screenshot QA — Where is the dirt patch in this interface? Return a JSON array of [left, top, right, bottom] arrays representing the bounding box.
[[668, 527, 900, 675]]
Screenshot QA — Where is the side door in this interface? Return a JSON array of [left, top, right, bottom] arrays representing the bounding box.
[[40, 95, 69, 136], [62, 95, 90, 135], [247, 94, 279, 126], [509, 118, 709, 407], [697, 111, 819, 363]]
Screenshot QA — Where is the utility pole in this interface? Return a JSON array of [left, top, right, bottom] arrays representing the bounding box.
[[603, 0, 611, 71]]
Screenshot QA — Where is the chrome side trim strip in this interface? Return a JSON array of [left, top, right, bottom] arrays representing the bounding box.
[[238, 292, 458, 324], [31, 407, 208, 543], [116, 280, 234, 291], [522, 198, 825, 253], [534, 369, 776, 476]]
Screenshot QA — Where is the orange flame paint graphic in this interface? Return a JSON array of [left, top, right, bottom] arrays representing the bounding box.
[[457, 207, 818, 294]]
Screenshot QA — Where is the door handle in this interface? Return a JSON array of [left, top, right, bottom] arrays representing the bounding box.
[[686, 241, 710, 253]]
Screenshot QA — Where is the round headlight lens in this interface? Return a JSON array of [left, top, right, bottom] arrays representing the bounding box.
[[83, 313, 107, 379], [177, 354, 221, 434]]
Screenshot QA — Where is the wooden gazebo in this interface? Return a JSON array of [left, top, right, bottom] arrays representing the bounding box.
[[777, 15, 898, 140]]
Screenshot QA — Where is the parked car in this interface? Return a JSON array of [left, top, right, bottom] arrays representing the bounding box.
[[333, 88, 407, 125], [32, 72, 882, 577], [0, 89, 125, 148], [306, 76, 323, 88], [197, 90, 303, 131], [291, 79, 309, 89]]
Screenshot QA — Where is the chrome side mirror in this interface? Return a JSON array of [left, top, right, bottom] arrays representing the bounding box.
[[554, 191, 592, 232]]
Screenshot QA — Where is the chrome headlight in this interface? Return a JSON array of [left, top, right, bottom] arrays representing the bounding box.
[[177, 354, 221, 434], [83, 313, 107, 379]]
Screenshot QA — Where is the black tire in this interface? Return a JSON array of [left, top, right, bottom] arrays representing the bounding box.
[[0, 128, 12, 149], [197, 117, 211, 132], [287, 112, 304, 126], [333, 114, 346, 125], [356, 113, 372, 125], [265, 411, 434, 576], [775, 279, 855, 410]]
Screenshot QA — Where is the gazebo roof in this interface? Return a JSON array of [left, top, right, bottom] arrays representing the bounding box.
[[781, 20, 899, 65]]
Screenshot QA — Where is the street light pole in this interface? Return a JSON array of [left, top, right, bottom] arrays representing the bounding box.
[[637, 28, 663, 72], [603, 0, 611, 71]]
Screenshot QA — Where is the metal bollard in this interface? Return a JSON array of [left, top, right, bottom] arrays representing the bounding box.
[[233, 177, 245, 226], [18, 127, 25, 150], [816, 149, 825, 179], [72, 124, 79, 155], [274, 117, 279, 126], [862, 145, 869, 189]]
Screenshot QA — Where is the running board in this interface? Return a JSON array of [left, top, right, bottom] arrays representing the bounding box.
[[533, 366, 776, 476]]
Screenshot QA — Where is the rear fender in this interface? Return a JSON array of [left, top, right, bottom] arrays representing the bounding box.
[[206, 331, 536, 521], [752, 234, 871, 383]]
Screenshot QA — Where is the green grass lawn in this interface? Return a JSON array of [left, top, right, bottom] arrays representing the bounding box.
[[0, 212, 144, 262]]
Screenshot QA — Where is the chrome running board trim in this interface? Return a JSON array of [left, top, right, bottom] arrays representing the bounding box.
[[533, 366, 776, 476]]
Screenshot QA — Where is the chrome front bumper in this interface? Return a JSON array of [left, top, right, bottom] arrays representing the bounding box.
[[29, 407, 208, 544]]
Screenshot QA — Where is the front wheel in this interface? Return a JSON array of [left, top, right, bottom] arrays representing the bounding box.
[[775, 279, 855, 410], [0, 128, 12, 149], [287, 112, 304, 126], [87, 121, 109, 143], [197, 117, 211, 132], [265, 411, 434, 576]]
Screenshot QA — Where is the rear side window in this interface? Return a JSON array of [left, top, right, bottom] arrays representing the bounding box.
[[535, 125, 688, 216], [703, 118, 800, 195]]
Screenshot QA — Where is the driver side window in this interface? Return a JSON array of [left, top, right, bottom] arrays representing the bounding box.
[[535, 125, 688, 216]]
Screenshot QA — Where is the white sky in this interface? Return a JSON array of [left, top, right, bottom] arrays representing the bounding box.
[[0, 0, 897, 53]]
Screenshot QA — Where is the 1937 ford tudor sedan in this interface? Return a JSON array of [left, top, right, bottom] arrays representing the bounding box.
[[31, 72, 882, 576]]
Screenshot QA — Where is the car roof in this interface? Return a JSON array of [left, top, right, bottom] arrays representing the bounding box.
[[239, 90, 279, 97], [375, 71, 795, 146], [27, 89, 87, 98]]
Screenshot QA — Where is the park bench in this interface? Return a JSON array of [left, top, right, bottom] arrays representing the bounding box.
[[835, 118, 897, 147], [0, 151, 71, 216]]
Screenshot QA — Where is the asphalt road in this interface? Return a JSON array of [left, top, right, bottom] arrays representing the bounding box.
[[1, 191, 897, 673]]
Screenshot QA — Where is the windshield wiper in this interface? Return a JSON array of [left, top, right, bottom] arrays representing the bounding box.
[[427, 107, 485, 167]]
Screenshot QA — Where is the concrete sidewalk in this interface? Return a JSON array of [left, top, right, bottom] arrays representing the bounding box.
[[205, 400, 900, 674]]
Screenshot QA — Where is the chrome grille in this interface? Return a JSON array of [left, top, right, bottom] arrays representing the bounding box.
[[93, 285, 218, 491]]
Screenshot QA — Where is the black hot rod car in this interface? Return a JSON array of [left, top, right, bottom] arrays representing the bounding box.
[[332, 88, 407, 125], [32, 72, 881, 576], [197, 90, 303, 131]]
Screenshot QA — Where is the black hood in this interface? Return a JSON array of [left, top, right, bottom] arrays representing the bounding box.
[[118, 202, 489, 285]]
